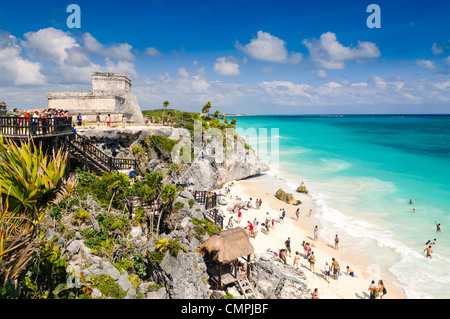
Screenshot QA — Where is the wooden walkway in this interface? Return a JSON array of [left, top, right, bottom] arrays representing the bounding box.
[[69, 134, 140, 174], [0, 116, 73, 138]]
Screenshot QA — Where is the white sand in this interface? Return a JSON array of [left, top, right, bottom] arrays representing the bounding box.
[[215, 178, 406, 299]]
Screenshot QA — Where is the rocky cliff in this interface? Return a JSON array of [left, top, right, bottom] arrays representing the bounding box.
[[77, 125, 269, 191]]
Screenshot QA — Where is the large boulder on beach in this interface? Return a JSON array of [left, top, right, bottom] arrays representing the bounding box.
[[275, 189, 301, 205], [296, 186, 308, 194]]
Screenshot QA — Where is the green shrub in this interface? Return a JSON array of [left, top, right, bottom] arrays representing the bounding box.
[[89, 274, 127, 299], [72, 209, 91, 225]]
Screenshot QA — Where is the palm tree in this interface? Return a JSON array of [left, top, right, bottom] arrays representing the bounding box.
[[202, 101, 212, 115], [162, 100, 170, 124], [155, 183, 177, 235]]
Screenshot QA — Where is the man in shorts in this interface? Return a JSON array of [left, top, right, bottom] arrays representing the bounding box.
[[331, 258, 340, 280], [285, 237, 291, 257]]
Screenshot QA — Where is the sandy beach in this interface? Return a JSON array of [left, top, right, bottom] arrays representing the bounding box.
[[216, 177, 407, 299]]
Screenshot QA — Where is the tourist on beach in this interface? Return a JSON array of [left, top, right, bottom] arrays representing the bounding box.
[[227, 216, 234, 229], [307, 251, 315, 273], [431, 238, 436, 245], [435, 221, 441, 232], [285, 237, 291, 257], [334, 234, 339, 250], [425, 239, 431, 245], [314, 226, 319, 241], [312, 288, 319, 299], [303, 242, 310, 257], [345, 266, 356, 277], [308, 209, 312, 217], [409, 199, 413, 204], [252, 217, 258, 228], [295, 208, 300, 221], [368, 280, 378, 299], [279, 249, 287, 265], [279, 209, 285, 224], [258, 199, 262, 209], [237, 210, 242, 224], [378, 280, 386, 299], [331, 258, 340, 280], [423, 245, 433, 258], [246, 220, 257, 237], [293, 251, 300, 270], [264, 221, 270, 234], [324, 262, 331, 283]]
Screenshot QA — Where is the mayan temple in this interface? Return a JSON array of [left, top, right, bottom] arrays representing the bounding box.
[[47, 72, 145, 124]]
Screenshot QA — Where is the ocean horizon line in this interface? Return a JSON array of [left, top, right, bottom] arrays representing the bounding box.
[[226, 113, 450, 117]]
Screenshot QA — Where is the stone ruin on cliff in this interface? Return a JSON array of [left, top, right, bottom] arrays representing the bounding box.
[[47, 72, 144, 124]]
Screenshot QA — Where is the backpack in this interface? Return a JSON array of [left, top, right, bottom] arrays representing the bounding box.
[[373, 288, 379, 298], [383, 287, 387, 294]]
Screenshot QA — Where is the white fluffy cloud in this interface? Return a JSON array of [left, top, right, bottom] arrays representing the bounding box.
[[416, 58, 436, 69], [22, 28, 79, 66], [236, 31, 302, 64], [83, 33, 135, 61], [431, 43, 444, 55], [302, 32, 380, 69], [0, 32, 45, 85], [145, 47, 162, 56], [213, 56, 241, 76]]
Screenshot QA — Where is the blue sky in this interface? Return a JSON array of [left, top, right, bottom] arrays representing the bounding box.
[[0, 0, 449, 114]]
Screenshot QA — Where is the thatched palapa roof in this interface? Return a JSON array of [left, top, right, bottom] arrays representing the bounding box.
[[199, 227, 254, 263]]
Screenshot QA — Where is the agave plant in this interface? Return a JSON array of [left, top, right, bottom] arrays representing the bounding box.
[[0, 136, 67, 223], [0, 136, 70, 286]]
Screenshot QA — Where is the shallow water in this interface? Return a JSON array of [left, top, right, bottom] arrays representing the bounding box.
[[234, 114, 450, 299]]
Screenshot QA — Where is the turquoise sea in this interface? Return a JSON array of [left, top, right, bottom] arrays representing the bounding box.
[[234, 114, 450, 299]]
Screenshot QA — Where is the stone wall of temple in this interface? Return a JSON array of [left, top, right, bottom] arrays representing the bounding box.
[[47, 72, 144, 124]]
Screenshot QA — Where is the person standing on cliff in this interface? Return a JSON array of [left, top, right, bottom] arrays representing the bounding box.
[[96, 113, 101, 126]]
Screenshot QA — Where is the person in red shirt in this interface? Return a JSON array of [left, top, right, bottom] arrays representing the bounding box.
[[246, 220, 257, 237]]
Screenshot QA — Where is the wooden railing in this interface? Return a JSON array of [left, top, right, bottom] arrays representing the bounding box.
[[70, 134, 141, 174], [0, 116, 73, 137], [193, 191, 218, 209]]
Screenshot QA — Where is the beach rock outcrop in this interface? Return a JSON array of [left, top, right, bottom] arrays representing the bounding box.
[[296, 186, 308, 194], [147, 233, 210, 299], [251, 253, 310, 299], [66, 239, 137, 299], [275, 189, 301, 205]]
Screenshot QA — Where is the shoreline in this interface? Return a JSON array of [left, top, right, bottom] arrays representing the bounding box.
[[217, 175, 407, 299]]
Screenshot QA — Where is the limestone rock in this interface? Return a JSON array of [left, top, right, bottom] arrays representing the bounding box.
[[296, 186, 308, 194], [251, 253, 310, 299], [275, 189, 301, 205]]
